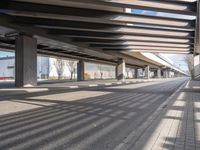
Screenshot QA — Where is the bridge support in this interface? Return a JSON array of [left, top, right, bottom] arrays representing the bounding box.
[[116, 58, 125, 81], [144, 66, 150, 79], [135, 68, 139, 78], [163, 69, 169, 78], [15, 35, 37, 87], [77, 60, 85, 81], [157, 68, 161, 78], [194, 54, 200, 80]]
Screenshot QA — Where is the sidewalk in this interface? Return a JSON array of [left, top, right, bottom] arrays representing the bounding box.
[[115, 80, 200, 150]]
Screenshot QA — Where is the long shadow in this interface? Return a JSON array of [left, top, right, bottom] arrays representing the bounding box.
[[127, 80, 200, 150], [0, 78, 188, 150], [0, 78, 186, 102], [162, 80, 200, 150]]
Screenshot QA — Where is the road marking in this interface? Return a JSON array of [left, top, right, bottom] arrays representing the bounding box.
[[104, 83, 112, 85], [69, 86, 79, 89], [88, 84, 98, 87]]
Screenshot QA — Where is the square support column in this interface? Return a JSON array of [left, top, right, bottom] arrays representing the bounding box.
[[157, 68, 161, 78], [135, 68, 138, 78], [116, 58, 125, 81], [163, 69, 169, 78], [77, 60, 85, 81], [194, 54, 200, 80], [15, 35, 37, 87], [144, 66, 150, 79]]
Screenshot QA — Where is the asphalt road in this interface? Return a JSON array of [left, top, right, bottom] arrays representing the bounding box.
[[0, 78, 188, 150]]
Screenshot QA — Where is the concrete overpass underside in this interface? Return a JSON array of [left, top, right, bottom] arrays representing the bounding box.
[[0, 0, 199, 86]]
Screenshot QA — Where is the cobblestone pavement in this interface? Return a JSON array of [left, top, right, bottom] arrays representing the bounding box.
[[0, 78, 190, 150]]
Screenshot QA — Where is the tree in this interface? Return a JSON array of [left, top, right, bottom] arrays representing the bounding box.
[[54, 58, 65, 80], [66, 60, 77, 80]]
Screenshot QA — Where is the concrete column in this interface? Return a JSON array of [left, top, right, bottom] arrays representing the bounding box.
[[194, 54, 200, 80], [135, 68, 138, 78], [163, 69, 169, 78], [77, 60, 85, 81], [116, 58, 126, 81], [157, 68, 161, 78], [15, 35, 37, 87], [144, 66, 150, 79]]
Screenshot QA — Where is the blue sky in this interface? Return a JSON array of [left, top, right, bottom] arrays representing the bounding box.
[[0, 51, 14, 57]]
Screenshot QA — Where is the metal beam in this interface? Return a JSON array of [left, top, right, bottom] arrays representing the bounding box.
[[73, 38, 193, 45], [0, 14, 159, 68], [4, 10, 194, 31], [63, 35, 192, 43], [121, 50, 191, 54], [12, 0, 196, 16], [89, 42, 193, 48], [102, 46, 191, 51], [48, 28, 193, 39], [104, 48, 191, 52], [0, 14, 116, 60]]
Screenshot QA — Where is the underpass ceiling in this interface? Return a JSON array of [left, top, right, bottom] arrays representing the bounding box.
[[0, 0, 199, 68]]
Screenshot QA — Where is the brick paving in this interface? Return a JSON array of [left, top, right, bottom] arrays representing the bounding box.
[[118, 80, 200, 150], [0, 78, 192, 150]]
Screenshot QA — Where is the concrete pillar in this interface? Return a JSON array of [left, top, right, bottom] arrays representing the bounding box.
[[135, 68, 138, 78], [157, 68, 161, 78], [163, 69, 169, 78], [77, 60, 85, 81], [144, 66, 150, 79], [15, 35, 37, 87], [194, 54, 200, 80], [116, 58, 126, 81]]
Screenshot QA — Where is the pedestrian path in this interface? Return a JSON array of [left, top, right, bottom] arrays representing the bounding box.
[[115, 80, 200, 150], [0, 77, 188, 150]]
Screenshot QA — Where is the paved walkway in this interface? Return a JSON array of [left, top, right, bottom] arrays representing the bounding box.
[[0, 77, 197, 150], [116, 80, 200, 150]]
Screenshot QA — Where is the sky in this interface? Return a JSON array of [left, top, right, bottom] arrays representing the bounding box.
[[159, 54, 188, 72], [0, 51, 14, 58]]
